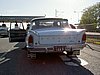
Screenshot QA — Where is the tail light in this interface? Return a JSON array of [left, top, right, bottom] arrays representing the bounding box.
[[82, 33, 86, 43], [28, 35, 33, 46]]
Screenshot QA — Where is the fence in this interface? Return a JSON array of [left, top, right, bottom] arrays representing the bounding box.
[[77, 24, 100, 32]]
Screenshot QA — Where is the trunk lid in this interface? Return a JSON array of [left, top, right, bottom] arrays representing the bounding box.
[[33, 28, 85, 45]]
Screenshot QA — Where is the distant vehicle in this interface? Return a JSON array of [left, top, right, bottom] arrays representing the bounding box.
[[9, 18, 86, 59], [0, 24, 8, 37], [9, 22, 26, 42]]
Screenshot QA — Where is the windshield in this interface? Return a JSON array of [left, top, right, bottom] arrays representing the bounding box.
[[31, 19, 69, 29]]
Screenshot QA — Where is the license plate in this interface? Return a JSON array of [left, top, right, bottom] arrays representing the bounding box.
[[54, 46, 66, 51]]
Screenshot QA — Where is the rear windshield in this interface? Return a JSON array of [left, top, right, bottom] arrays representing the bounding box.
[[31, 19, 69, 29]]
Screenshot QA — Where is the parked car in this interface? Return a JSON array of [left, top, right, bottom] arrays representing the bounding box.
[[9, 22, 26, 42], [25, 18, 86, 59], [0, 24, 8, 37]]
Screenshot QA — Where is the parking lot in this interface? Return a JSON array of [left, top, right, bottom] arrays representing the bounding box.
[[0, 37, 100, 75]]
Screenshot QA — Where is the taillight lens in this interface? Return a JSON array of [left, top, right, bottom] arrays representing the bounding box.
[[28, 35, 33, 45], [82, 33, 86, 43]]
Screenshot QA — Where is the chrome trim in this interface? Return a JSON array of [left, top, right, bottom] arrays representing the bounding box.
[[26, 43, 86, 53]]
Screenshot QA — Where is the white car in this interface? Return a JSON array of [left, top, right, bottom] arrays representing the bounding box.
[[25, 18, 86, 58]]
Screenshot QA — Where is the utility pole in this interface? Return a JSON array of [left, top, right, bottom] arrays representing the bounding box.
[[55, 9, 57, 17]]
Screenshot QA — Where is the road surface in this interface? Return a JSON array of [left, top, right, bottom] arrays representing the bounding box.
[[0, 37, 100, 75]]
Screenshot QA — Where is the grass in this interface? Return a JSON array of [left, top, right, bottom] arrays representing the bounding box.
[[86, 38, 100, 45]]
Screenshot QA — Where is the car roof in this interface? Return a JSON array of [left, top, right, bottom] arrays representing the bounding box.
[[31, 17, 68, 22]]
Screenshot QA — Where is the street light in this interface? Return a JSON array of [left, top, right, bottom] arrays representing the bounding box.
[[74, 11, 83, 23], [55, 9, 64, 17]]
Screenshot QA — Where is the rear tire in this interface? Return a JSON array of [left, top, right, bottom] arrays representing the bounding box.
[[67, 51, 73, 55]]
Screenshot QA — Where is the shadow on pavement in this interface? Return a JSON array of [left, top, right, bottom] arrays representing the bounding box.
[[0, 35, 8, 38], [14, 42, 26, 48], [0, 44, 94, 75]]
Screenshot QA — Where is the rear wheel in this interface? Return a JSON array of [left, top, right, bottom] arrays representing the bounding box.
[[67, 51, 73, 55]]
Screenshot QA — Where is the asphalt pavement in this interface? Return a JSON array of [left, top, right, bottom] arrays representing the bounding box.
[[0, 37, 100, 75]]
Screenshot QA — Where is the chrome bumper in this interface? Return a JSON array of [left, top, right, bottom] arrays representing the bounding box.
[[26, 43, 86, 53]]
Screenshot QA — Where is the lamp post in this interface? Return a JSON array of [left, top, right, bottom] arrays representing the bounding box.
[[74, 11, 83, 24], [55, 9, 57, 17], [55, 9, 64, 17]]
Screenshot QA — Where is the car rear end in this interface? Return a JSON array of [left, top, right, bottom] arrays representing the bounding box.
[[26, 29, 86, 55], [25, 18, 86, 57]]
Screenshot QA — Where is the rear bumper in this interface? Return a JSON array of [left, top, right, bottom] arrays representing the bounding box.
[[26, 43, 86, 53]]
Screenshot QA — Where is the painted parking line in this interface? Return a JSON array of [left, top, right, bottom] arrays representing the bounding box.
[[0, 58, 10, 65], [0, 43, 18, 58]]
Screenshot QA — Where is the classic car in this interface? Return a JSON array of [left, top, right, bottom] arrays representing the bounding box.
[[25, 18, 86, 58]]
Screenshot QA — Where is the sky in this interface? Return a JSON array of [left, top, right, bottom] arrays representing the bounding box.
[[0, 0, 100, 24]]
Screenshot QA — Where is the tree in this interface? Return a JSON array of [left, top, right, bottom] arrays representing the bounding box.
[[80, 2, 100, 25]]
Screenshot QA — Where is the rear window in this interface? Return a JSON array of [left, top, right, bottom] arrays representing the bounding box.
[[31, 19, 69, 29]]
